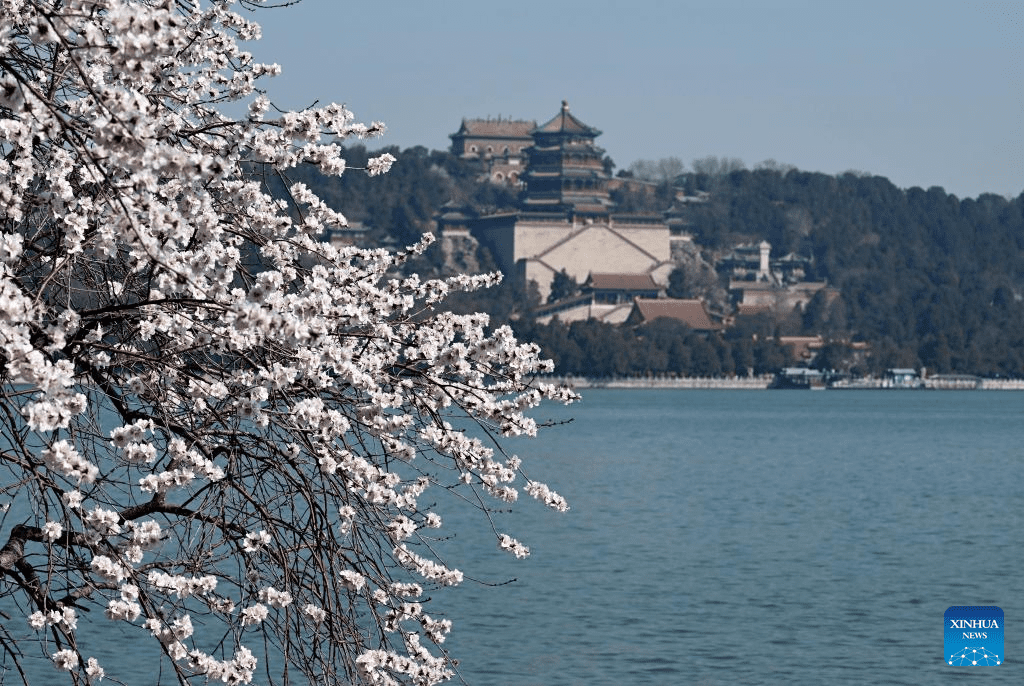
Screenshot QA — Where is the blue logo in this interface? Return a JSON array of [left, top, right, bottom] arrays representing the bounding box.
[[945, 606, 1003, 666]]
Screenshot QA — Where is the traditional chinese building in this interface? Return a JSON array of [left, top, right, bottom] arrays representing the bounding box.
[[451, 102, 677, 301], [624, 298, 721, 332], [531, 272, 665, 324], [519, 101, 613, 215], [582, 273, 663, 304], [718, 240, 812, 285], [449, 117, 536, 185], [718, 240, 825, 317], [449, 117, 536, 159]]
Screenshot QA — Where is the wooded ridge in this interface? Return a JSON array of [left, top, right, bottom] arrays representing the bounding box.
[[281, 147, 1024, 378]]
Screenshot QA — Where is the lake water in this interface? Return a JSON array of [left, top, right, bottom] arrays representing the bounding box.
[[6, 390, 1023, 684], [436, 389, 1024, 685]]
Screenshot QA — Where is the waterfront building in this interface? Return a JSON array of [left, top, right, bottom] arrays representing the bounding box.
[[624, 298, 721, 332]]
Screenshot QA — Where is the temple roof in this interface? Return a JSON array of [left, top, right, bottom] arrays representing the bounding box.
[[629, 298, 719, 330], [533, 101, 601, 138], [585, 273, 661, 291], [451, 118, 536, 139]]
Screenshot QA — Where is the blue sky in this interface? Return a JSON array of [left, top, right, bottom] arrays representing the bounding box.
[[248, 0, 1022, 200]]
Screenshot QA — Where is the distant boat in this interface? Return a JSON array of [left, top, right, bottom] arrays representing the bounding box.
[[827, 368, 924, 390], [880, 368, 924, 389], [773, 368, 930, 390], [826, 375, 882, 390], [770, 367, 826, 390], [924, 374, 981, 390]]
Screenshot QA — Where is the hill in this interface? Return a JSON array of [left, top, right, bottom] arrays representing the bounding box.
[[275, 149, 1024, 377], [677, 169, 1024, 376]]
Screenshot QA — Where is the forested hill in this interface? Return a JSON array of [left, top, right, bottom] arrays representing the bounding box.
[[680, 170, 1024, 375], [282, 147, 1024, 377]]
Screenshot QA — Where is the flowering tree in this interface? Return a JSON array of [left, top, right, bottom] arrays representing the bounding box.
[[0, 1, 574, 683]]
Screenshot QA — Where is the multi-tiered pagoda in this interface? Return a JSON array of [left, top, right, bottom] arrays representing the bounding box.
[[442, 102, 679, 302], [520, 101, 613, 216]]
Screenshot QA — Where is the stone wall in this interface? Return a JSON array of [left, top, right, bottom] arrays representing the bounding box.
[[512, 218, 672, 300]]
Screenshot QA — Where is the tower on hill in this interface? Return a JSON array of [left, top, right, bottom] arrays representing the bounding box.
[[520, 101, 613, 216], [441, 102, 678, 302]]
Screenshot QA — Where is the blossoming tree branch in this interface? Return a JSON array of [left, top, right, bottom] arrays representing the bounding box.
[[0, 1, 575, 683]]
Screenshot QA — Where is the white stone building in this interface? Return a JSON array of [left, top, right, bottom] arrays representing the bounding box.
[[442, 102, 679, 302]]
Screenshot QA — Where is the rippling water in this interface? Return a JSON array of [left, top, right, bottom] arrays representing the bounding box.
[[6, 390, 1022, 684], [437, 390, 1024, 685]]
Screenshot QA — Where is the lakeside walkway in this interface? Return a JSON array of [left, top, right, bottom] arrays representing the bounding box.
[[979, 378, 1024, 390], [546, 375, 773, 389], [543, 375, 1024, 390]]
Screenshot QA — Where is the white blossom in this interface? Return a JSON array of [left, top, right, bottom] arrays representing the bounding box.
[[41, 441, 98, 484], [42, 521, 63, 542], [525, 480, 570, 512], [240, 603, 269, 626], [338, 569, 366, 592], [85, 657, 105, 681], [106, 599, 142, 622], [52, 649, 78, 671], [498, 534, 531, 559], [128, 520, 163, 548], [0, 1, 573, 682], [84, 508, 121, 536], [147, 572, 218, 598], [242, 530, 272, 553], [366, 153, 397, 176], [91, 555, 128, 582], [259, 587, 293, 609], [62, 490, 83, 509], [302, 604, 327, 623]]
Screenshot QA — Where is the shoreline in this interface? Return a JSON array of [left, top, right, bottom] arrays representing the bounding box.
[[545, 375, 772, 390], [542, 375, 1024, 391]]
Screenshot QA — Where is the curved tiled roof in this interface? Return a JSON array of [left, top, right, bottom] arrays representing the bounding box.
[[452, 119, 536, 139], [585, 273, 660, 291], [630, 298, 718, 330], [533, 101, 601, 137]]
